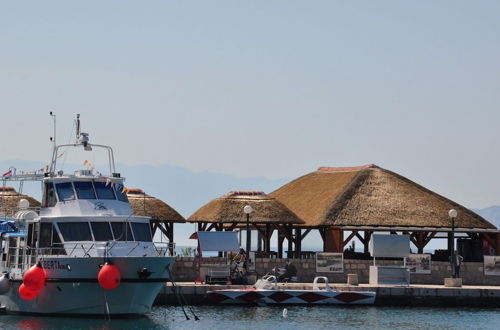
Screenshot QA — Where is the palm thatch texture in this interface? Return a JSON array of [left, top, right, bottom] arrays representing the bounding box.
[[126, 188, 185, 253], [270, 164, 495, 230], [188, 191, 305, 256], [0, 186, 41, 215], [188, 191, 304, 226], [126, 188, 185, 223]]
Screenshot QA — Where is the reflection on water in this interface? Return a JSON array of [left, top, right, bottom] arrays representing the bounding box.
[[2, 305, 500, 330]]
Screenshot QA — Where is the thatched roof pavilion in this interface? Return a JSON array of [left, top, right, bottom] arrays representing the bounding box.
[[0, 186, 40, 214], [188, 191, 305, 256], [126, 188, 185, 251], [270, 165, 499, 254]]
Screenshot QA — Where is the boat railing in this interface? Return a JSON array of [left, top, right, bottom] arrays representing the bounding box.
[[153, 241, 176, 257], [1, 241, 176, 271]]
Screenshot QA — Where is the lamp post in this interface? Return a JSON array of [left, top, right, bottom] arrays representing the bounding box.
[[449, 209, 458, 278], [243, 205, 253, 258]]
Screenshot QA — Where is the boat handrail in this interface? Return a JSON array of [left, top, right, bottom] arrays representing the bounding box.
[[1, 242, 176, 271], [313, 276, 332, 291]]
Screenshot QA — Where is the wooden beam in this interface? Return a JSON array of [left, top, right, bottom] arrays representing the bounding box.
[[301, 229, 312, 240], [343, 231, 357, 247]]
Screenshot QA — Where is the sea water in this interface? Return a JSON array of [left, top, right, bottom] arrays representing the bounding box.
[[2, 305, 500, 330]]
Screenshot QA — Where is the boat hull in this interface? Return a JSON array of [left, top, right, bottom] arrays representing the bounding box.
[[0, 256, 174, 316], [209, 289, 376, 305]]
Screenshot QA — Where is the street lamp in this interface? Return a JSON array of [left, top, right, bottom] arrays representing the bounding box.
[[448, 209, 458, 278], [243, 205, 253, 258]]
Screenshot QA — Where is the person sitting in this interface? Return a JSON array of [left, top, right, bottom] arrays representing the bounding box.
[[278, 261, 297, 282]]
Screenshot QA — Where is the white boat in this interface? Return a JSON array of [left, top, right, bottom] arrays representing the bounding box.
[[0, 114, 175, 317], [209, 275, 376, 305]]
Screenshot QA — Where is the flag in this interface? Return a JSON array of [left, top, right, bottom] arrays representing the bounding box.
[[2, 170, 12, 178]]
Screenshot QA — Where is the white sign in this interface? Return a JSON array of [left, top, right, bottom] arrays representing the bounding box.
[[316, 252, 343, 273], [406, 254, 431, 274], [484, 255, 500, 276]]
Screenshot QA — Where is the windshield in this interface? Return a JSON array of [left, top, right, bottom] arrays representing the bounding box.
[[74, 181, 96, 199], [114, 185, 129, 202], [94, 182, 116, 200], [55, 182, 75, 201]]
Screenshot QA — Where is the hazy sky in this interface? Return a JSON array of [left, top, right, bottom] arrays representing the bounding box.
[[1, 1, 499, 208]]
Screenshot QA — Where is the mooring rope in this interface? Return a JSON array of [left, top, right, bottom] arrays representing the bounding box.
[[167, 266, 199, 321]]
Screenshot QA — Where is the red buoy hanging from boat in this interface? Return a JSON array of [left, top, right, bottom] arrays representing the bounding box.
[[23, 264, 46, 291], [19, 283, 38, 300], [98, 263, 121, 290]]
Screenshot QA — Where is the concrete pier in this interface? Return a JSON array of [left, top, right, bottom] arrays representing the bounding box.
[[156, 282, 500, 307]]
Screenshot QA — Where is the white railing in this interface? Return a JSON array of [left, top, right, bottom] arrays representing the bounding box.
[[1, 241, 176, 272]]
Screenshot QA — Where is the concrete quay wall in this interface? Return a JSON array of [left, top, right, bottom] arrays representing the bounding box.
[[156, 283, 500, 307], [171, 257, 500, 286]]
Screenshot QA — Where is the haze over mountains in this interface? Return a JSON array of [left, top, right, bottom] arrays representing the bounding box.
[[2, 160, 499, 247]]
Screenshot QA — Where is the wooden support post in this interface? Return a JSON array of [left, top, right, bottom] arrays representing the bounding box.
[[257, 230, 262, 252], [278, 230, 285, 258], [264, 224, 272, 253], [363, 231, 372, 254], [323, 227, 343, 252], [295, 228, 302, 258], [417, 232, 424, 254], [287, 227, 293, 258]]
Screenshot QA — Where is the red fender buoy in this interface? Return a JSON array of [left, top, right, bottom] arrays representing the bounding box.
[[19, 283, 38, 300], [23, 264, 46, 291], [98, 263, 121, 290]]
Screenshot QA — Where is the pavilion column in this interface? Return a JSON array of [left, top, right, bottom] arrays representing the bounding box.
[[363, 231, 372, 254], [323, 227, 344, 253], [295, 228, 302, 258], [287, 227, 293, 258], [417, 232, 424, 254], [278, 229, 285, 258], [169, 223, 175, 256], [257, 231, 263, 252], [264, 224, 272, 253]]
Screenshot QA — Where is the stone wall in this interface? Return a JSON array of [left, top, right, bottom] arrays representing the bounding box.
[[170, 257, 500, 285]]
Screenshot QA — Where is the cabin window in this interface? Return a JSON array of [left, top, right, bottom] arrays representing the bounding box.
[[111, 222, 134, 241], [131, 222, 152, 242], [94, 182, 116, 200], [39, 223, 53, 248], [114, 186, 129, 203], [43, 183, 57, 207], [57, 222, 92, 241], [55, 182, 75, 201], [74, 181, 96, 199], [91, 222, 113, 241]]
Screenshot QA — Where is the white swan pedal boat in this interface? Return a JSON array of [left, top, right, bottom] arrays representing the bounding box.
[[209, 275, 376, 305]]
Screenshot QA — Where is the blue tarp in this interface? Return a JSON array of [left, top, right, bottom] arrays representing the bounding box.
[[0, 220, 17, 233]]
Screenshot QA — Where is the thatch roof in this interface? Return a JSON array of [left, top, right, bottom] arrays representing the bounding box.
[[270, 165, 496, 230], [0, 186, 41, 213], [126, 188, 185, 223], [188, 191, 305, 225]]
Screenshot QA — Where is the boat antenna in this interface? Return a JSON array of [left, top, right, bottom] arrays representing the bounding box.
[[49, 111, 56, 149], [75, 113, 81, 143]]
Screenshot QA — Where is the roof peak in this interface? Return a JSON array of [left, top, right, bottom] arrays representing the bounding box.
[[226, 191, 265, 197], [317, 164, 378, 173]]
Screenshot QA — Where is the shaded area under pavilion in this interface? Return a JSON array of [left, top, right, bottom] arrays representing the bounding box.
[[187, 191, 305, 258], [126, 188, 185, 253], [270, 164, 499, 260]]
